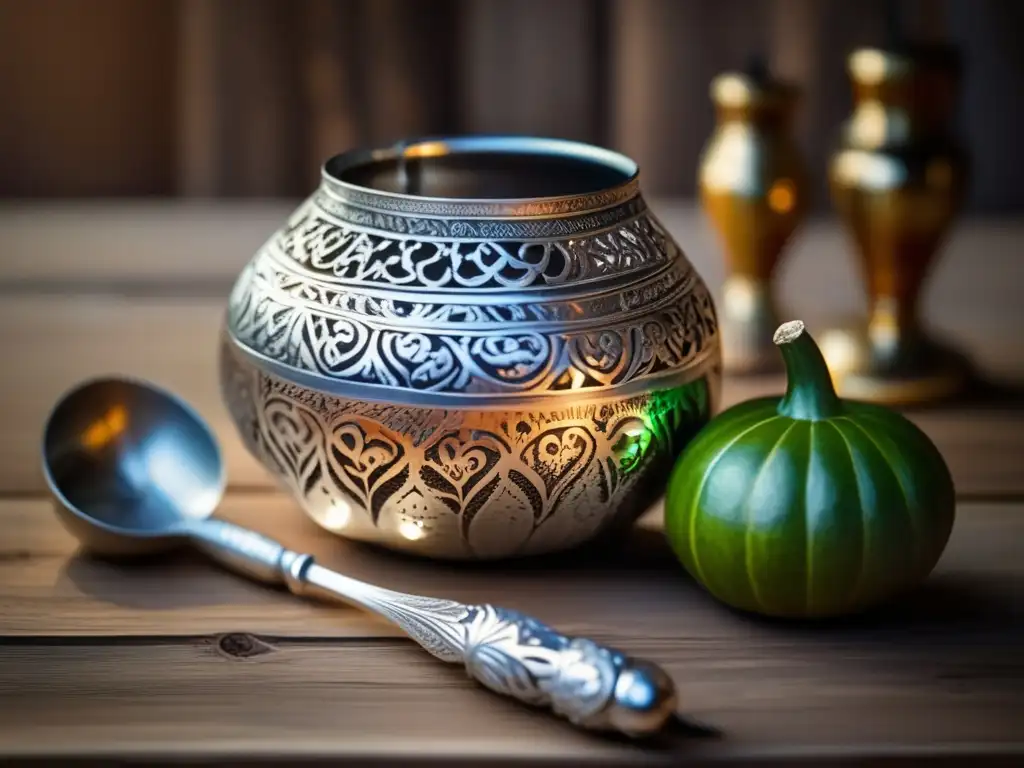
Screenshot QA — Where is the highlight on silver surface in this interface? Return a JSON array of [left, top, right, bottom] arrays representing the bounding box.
[[38, 375, 679, 739], [220, 134, 723, 560]]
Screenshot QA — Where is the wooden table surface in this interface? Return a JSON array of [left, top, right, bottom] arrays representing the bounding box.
[[0, 201, 1021, 766]]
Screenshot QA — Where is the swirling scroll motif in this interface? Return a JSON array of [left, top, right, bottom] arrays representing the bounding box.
[[566, 330, 629, 388], [272, 212, 669, 291], [460, 605, 619, 724], [228, 236, 718, 398], [515, 426, 597, 526], [379, 332, 460, 390], [468, 334, 552, 384], [250, 247, 698, 326], [231, 289, 719, 398], [325, 420, 407, 525], [258, 396, 330, 502], [220, 335, 721, 560], [229, 272, 301, 363], [420, 430, 510, 539], [300, 313, 370, 376], [349, 588, 469, 663]]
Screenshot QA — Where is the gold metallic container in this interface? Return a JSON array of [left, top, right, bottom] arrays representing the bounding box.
[[821, 43, 971, 405], [698, 63, 808, 375], [220, 137, 722, 561]]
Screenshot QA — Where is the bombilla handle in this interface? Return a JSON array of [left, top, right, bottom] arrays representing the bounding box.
[[187, 518, 678, 738], [301, 563, 679, 738], [187, 517, 310, 590]]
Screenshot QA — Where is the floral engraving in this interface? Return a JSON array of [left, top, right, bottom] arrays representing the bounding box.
[[460, 605, 621, 725], [220, 181, 722, 561], [273, 213, 671, 291], [228, 277, 717, 397], [220, 340, 719, 560]]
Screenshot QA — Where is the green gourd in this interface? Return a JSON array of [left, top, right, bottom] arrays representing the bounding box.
[[664, 320, 955, 618]]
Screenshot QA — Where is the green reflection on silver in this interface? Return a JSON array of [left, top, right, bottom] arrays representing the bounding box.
[[611, 377, 714, 479]]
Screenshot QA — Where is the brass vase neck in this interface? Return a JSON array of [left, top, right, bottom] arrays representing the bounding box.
[[847, 44, 962, 130], [710, 71, 799, 127]]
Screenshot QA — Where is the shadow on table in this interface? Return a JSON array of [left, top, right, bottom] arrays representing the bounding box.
[[55, 519, 684, 610], [56, 512, 1023, 759], [60, 511, 1022, 637], [902, 372, 1024, 414], [57, 547, 293, 609]]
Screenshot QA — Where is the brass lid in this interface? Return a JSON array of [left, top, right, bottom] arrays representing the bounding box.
[[846, 41, 962, 121], [710, 59, 799, 115], [848, 42, 962, 85]]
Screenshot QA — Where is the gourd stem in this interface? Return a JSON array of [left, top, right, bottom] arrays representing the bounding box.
[[773, 320, 842, 421]]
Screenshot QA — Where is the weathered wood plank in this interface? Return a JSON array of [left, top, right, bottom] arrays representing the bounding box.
[[1, 204, 1022, 363], [0, 296, 269, 494], [0, 201, 288, 286], [1, 294, 1021, 497], [0, 496, 1021, 764], [0, 635, 1020, 765], [1, 495, 1020, 642]]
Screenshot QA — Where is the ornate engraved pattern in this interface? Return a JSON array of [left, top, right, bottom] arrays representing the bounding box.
[[228, 269, 716, 398], [322, 177, 640, 219], [221, 170, 722, 560], [461, 605, 623, 725], [322, 586, 669, 731], [226, 187, 720, 407], [315, 190, 647, 239], [272, 210, 673, 291], [220, 338, 719, 560], [346, 586, 469, 663], [245, 251, 698, 326]]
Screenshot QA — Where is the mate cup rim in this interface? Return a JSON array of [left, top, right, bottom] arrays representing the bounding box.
[[320, 135, 642, 220]]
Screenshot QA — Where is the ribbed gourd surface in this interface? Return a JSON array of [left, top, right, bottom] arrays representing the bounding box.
[[666, 396, 955, 618]]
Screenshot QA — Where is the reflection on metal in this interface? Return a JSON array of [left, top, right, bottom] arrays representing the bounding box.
[[699, 65, 807, 376], [220, 135, 722, 560], [40, 377, 679, 739], [825, 44, 972, 405]]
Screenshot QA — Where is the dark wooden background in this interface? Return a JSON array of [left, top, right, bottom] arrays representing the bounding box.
[[1, 0, 1022, 211]]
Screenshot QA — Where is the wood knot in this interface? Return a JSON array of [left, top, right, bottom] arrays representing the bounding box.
[[0, 550, 33, 562], [216, 632, 275, 659]]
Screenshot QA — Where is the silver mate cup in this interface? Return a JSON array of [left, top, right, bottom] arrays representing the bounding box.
[[220, 136, 722, 560]]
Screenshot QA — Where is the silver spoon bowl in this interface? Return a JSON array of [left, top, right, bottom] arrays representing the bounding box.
[[40, 376, 679, 739], [42, 376, 224, 556]]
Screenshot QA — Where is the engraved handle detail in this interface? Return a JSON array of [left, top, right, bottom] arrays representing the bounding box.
[[458, 604, 676, 735], [187, 520, 677, 737], [309, 564, 679, 736], [461, 605, 618, 721]]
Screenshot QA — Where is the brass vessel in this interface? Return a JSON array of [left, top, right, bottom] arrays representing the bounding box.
[[219, 137, 722, 560], [821, 43, 971, 405], [698, 62, 808, 375]]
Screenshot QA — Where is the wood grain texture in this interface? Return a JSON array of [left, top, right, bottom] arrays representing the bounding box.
[[0, 494, 1020, 638], [0, 500, 1021, 763], [0, 294, 1020, 497], [1, 203, 1022, 357], [1, 204, 1022, 764], [0, 631, 1020, 765]]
